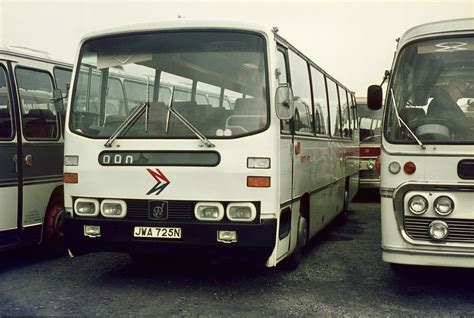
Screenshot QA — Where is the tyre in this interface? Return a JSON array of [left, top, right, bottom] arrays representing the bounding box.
[[280, 213, 308, 271], [40, 199, 66, 257]]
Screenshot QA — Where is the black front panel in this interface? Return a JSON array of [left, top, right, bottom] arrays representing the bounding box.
[[458, 160, 474, 180], [405, 216, 474, 243], [98, 151, 220, 167], [127, 200, 193, 221]]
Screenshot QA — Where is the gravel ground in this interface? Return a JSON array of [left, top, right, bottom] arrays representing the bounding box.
[[1, 195, 473, 316]]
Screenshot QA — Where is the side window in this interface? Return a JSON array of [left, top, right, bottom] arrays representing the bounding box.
[[351, 95, 358, 130], [197, 82, 220, 107], [105, 78, 125, 117], [289, 50, 313, 135], [124, 80, 154, 110], [277, 50, 288, 84], [0, 66, 13, 140], [310, 67, 329, 136], [339, 86, 351, 138], [327, 79, 341, 138], [277, 49, 290, 132], [53, 68, 72, 106], [16, 67, 59, 140]]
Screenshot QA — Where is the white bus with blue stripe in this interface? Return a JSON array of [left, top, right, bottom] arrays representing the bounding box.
[[0, 46, 71, 253], [63, 20, 359, 268]]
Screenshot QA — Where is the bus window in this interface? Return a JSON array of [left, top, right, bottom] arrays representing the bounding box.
[[339, 86, 351, 138], [327, 78, 341, 138], [289, 50, 313, 135], [16, 68, 59, 140], [0, 67, 13, 139], [54, 67, 72, 106], [310, 67, 329, 136], [124, 80, 154, 110]]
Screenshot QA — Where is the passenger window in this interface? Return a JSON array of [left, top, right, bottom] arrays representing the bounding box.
[[16, 68, 59, 140], [289, 50, 313, 135], [351, 95, 358, 130], [327, 79, 341, 138], [124, 80, 154, 109], [0, 67, 13, 140], [339, 86, 352, 138], [311, 67, 329, 136]]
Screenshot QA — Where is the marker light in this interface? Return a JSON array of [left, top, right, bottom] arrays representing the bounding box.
[[428, 220, 449, 241], [367, 161, 376, 170], [247, 157, 271, 169], [434, 196, 454, 216], [217, 230, 237, 243], [194, 202, 224, 221], [84, 225, 101, 238], [64, 155, 79, 166], [74, 198, 100, 217], [101, 200, 127, 218], [404, 161, 416, 175], [227, 203, 256, 222], [64, 173, 78, 184], [247, 176, 271, 187], [408, 195, 428, 215], [388, 161, 401, 174]]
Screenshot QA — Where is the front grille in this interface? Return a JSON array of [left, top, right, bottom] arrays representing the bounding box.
[[405, 216, 474, 243], [126, 199, 194, 221]]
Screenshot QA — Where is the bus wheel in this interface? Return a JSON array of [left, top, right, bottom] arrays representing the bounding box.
[[41, 200, 66, 256], [337, 187, 350, 224], [281, 213, 308, 271]]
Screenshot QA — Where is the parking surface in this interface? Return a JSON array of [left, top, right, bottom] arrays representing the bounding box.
[[1, 194, 474, 316]]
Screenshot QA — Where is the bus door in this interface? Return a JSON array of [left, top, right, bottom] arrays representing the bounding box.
[[0, 62, 19, 248], [15, 66, 63, 245], [276, 47, 294, 259]]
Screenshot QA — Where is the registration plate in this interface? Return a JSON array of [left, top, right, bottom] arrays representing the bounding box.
[[133, 226, 182, 239]]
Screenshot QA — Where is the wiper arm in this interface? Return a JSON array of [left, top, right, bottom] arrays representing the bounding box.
[[164, 87, 214, 148], [104, 102, 149, 147], [390, 88, 425, 150]]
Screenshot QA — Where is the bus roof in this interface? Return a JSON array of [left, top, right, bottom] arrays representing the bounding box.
[[399, 18, 474, 48], [79, 19, 273, 43], [0, 45, 72, 67]]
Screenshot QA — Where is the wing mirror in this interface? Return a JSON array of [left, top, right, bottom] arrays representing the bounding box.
[[367, 85, 382, 110], [275, 84, 294, 120]]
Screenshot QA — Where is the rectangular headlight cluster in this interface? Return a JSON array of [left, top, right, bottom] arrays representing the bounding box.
[[74, 198, 127, 218], [194, 202, 256, 222]]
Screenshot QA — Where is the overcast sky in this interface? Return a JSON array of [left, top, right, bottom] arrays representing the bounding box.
[[0, 0, 472, 95]]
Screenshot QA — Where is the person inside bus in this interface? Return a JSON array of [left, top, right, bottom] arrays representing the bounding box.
[[426, 79, 473, 139]]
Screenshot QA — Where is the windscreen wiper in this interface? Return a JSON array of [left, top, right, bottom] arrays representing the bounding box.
[[104, 102, 150, 147], [390, 88, 425, 150], [165, 86, 215, 148]]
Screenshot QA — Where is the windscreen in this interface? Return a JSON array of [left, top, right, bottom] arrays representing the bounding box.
[[386, 37, 474, 144], [69, 31, 268, 139], [358, 103, 382, 144]]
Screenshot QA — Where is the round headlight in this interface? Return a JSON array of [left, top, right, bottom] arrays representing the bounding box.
[[388, 161, 401, 174], [408, 195, 428, 215], [428, 220, 449, 241], [434, 196, 454, 216]]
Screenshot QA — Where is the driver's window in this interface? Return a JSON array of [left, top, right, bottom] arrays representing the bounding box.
[[277, 49, 291, 133]]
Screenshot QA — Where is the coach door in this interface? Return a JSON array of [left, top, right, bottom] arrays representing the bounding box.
[[0, 62, 20, 247], [15, 66, 63, 245]]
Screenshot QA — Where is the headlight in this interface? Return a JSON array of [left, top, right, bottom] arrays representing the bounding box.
[[428, 220, 449, 241], [388, 161, 401, 174], [74, 198, 100, 217], [408, 195, 428, 215], [226, 203, 256, 222], [434, 196, 454, 216], [194, 202, 224, 221], [101, 200, 127, 218]]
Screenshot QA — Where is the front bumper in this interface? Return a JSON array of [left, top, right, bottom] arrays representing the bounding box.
[[65, 216, 277, 260]]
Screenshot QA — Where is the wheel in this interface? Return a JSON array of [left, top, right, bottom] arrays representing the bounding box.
[[280, 213, 308, 271], [337, 186, 350, 224], [40, 199, 66, 257]]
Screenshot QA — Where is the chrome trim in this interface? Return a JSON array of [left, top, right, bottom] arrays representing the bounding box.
[[381, 244, 474, 257]]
